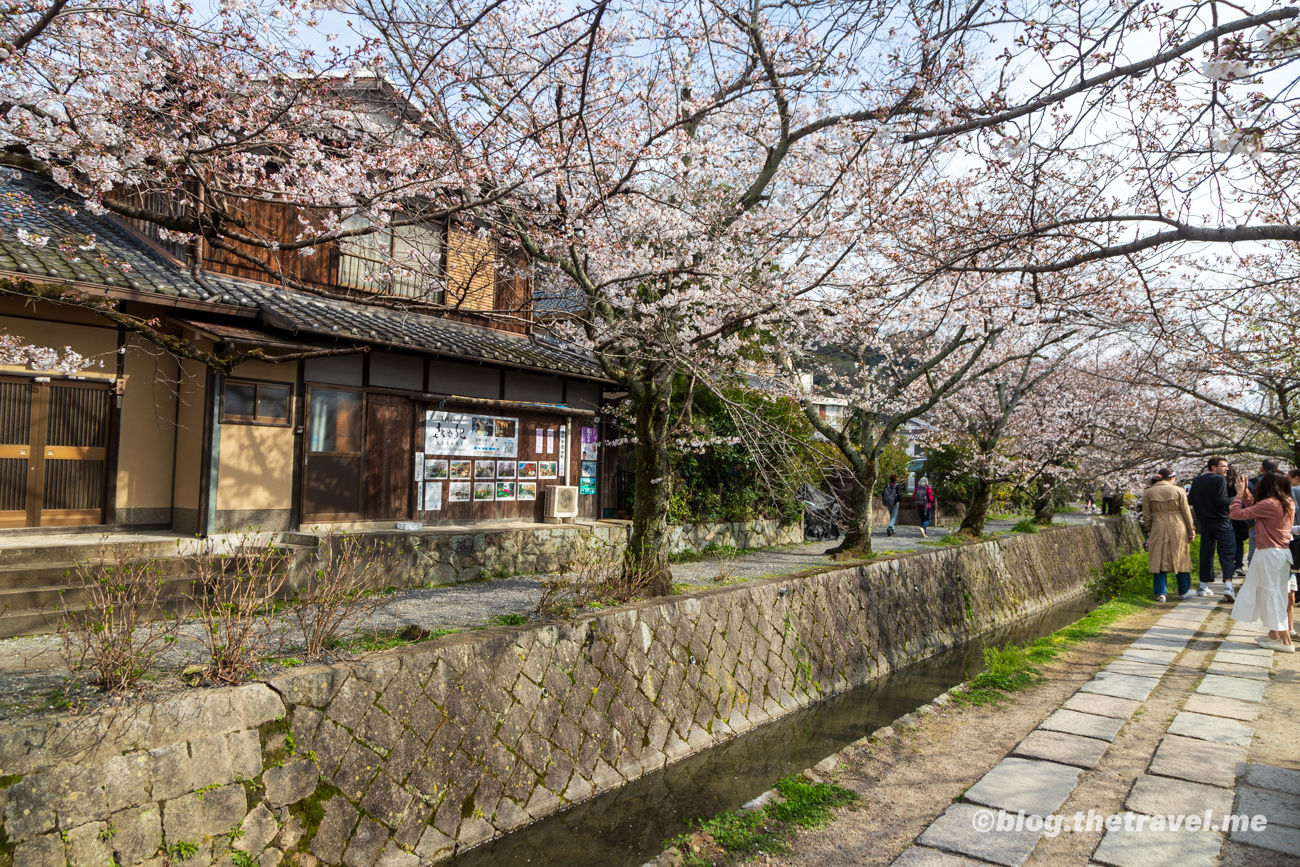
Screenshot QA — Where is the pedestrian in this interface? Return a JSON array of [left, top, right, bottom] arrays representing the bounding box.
[[1228, 465, 1250, 580], [882, 474, 902, 537], [913, 476, 934, 538], [1188, 456, 1238, 599], [1229, 470, 1295, 652], [1101, 480, 1116, 516], [1142, 469, 1195, 602], [1244, 459, 1280, 568], [1085, 490, 1096, 514]]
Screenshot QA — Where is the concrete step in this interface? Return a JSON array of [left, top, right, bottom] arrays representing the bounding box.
[[0, 595, 201, 639], [0, 558, 195, 591], [0, 573, 201, 615], [0, 538, 189, 568]]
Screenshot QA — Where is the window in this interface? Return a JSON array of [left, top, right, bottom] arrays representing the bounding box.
[[338, 214, 443, 301], [221, 380, 292, 426], [306, 388, 363, 453]]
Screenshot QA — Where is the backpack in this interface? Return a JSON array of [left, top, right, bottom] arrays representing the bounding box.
[[914, 485, 931, 506], [882, 483, 898, 507]]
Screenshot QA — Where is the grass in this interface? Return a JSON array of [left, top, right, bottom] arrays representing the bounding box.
[[669, 542, 761, 565], [491, 613, 527, 626], [325, 625, 460, 653], [1011, 518, 1040, 534], [668, 776, 860, 865]]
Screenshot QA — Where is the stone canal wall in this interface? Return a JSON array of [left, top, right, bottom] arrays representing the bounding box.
[[0, 519, 1141, 867]]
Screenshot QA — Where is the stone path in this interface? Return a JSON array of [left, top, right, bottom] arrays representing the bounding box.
[[890, 588, 1300, 867]]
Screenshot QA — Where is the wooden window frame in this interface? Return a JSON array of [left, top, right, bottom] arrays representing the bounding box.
[[338, 215, 445, 302], [220, 378, 293, 427]]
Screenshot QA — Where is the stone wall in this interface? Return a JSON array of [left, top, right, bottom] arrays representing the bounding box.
[[305, 518, 801, 587], [0, 519, 1141, 867]]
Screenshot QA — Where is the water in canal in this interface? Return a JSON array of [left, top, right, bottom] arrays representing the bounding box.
[[451, 594, 1098, 867]]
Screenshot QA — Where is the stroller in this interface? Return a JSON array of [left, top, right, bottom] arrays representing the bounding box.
[[799, 483, 842, 541]]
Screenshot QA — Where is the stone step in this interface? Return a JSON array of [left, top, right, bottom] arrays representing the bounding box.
[[0, 557, 193, 591], [0, 538, 189, 568], [0, 594, 202, 639]]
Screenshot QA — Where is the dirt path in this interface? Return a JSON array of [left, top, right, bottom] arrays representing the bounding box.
[[767, 600, 1167, 867]]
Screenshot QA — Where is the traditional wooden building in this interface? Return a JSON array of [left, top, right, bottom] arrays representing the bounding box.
[[0, 173, 610, 534]]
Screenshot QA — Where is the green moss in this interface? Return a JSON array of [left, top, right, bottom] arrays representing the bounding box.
[[0, 775, 22, 789], [286, 781, 344, 854]]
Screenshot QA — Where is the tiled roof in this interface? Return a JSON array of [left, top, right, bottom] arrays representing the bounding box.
[[0, 174, 607, 380]]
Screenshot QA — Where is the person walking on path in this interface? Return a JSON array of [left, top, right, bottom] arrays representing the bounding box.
[[882, 474, 902, 537], [913, 477, 934, 538], [1101, 481, 1116, 516], [1189, 456, 1237, 599], [1245, 459, 1280, 568], [1230, 470, 1295, 651], [1142, 469, 1196, 602], [1228, 465, 1250, 581]]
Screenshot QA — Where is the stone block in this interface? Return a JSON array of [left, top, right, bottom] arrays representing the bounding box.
[[261, 849, 286, 867], [235, 803, 281, 855], [1037, 709, 1124, 742], [358, 708, 404, 754], [1236, 784, 1300, 829], [1125, 775, 1234, 819], [1100, 659, 1168, 679], [1218, 641, 1273, 657], [228, 729, 263, 780], [237, 684, 288, 727], [14, 833, 64, 867], [1195, 674, 1265, 703], [415, 826, 454, 861], [334, 742, 384, 801], [1012, 730, 1109, 769], [150, 742, 195, 802], [264, 759, 320, 809], [163, 792, 206, 846], [1120, 648, 1178, 666], [1244, 762, 1300, 797], [1229, 817, 1300, 854], [1148, 735, 1246, 789], [328, 678, 379, 730], [1092, 823, 1222, 867], [343, 816, 390, 867], [1060, 692, 1141, 720], [917, 802, 1042, 867], [1213, 650, 1272, 668], [376, 844, 420, 867], [963, 758, 1081, 816], [891, 848, 1005, 867], [104, 751, 152, 812], [1205, 661, 1269, 680], [110, 803, 163, 865], [204, 784, 248, 837], [189, 733, 235, 787], [67, 820, 114, 865], [4, 771, 55, 842], [360, 772, 412, 829], [1181, 693, 1260, 721], [1079, 674, 1159, 702], [1167, 712, 1254, 747], [311, 797, 359, 864]]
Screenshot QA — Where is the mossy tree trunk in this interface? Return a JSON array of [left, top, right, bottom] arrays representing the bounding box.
[[960, 477, 993, 536], [1033, 474, 1057, 525], [839, 455, 878, 555], [626, 373, 675, 597]]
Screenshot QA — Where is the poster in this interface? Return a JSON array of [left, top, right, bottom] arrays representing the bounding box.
[[496, 460, 516, 479], [414, 452, 424, 481], [558, 425, 567, 478], [495, 481, 516, 500], [424, 482, 442, 511], [474, 461, 496, 480], [449, 460, 472, 480], [416, 483, 423, 510], [517, 461, 537, 479], [473, 481, 495, 501], [580, 426, 598, 461], [539, 461, 558, 479], [425, 411, 519, 457], [518, 481, 537, 501], [449, 482, 471, 502], [580, 478, 597, 495], [535, 427, 544, 453], [581, 461, 597, 478], [546, 428, 555, 454], [424, 459, 448, 480]]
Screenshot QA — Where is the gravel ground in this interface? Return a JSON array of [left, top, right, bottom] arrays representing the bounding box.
[[0, 512, 1099, 720]]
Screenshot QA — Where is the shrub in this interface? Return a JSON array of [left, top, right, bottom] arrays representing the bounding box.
[[1011, 518, 1039, 534], [1088, 550, 1152, 600], [533, 539, 655, 617], [289, 533, 400, 659], [52, 540, 181, 692]]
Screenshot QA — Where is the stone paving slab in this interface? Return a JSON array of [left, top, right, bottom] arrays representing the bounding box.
[[1099, 659, 1169, 679], [1039, 709, 1126, 741], [1144, 626, 1198, 640], [1167, 711, 1255, 747], [1148, 735, 1247, 789], [1013, 730, 1111, 769], [1129, 637, 1188, 653], [1121, 648, 1179, 666], [1125, 774, 1235, 819], [963, 758, 1081, 816], [1181, 693, 1261, 721], [1092, 824, 1223, 867], [1218, 641, 1274, 657], [1228, 818, 1300, 855], [1213, 650, 1273, 668], [1204, 661, 1269, 681], [917, 803, 1043, 867], [1195, 674, 1266, 703], [1236, 784, 1300, 829], [1080, 674, 1160, 702], [1061, 692, 1141, 719], [890, 845, 993, 867], [1244, 762, 1300, 798]]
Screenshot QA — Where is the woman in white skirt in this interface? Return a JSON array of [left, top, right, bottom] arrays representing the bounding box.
[[1229, 471, 1296, 652]]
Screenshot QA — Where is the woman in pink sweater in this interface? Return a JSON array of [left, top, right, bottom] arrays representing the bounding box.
[[1230, 471, 1296, 651]]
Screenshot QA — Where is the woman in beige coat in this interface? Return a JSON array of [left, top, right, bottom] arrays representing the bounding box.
[[1142, 468, 1196, 601]]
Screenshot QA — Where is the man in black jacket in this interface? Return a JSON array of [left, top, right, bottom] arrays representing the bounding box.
[[1188, 456, 1237, 599]]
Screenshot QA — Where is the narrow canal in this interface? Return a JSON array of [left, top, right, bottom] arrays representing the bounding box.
[[451, 595, 1097, 867]]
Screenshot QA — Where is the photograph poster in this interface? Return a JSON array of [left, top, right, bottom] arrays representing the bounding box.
[[580, 478, 597, 495], [495, 481, 516, 500], [449, 460, 472, 480], [473, 481, 495, 501], [474, 461, 496, 480], [581, 461, 597, 478], [517, 482, 537, 501], [424, 458, 448, 480], [449, 482, 472, 502], [539, 461, 558, 479], [517, 461, 537, 479], [424, 481, 442, 511], [496, 460, 516, 479]]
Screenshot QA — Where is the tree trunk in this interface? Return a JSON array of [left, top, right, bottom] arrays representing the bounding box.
[[960, 478, 993, 536], [831, 457, 877, 557], [1033, 478, 1056, 526], [625, 376, 674, 597]]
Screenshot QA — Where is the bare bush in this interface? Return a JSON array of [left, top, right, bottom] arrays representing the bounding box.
[[289, 533, 399, 658], [533, 540, 655, 618], [184, 530, 287, 684], [52, 540, 181, 692]]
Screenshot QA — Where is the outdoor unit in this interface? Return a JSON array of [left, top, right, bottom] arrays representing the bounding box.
[[544, 485, 580, 523]]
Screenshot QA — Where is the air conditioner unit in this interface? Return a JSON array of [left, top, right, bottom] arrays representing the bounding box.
[[544, 485, 580, 523]]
